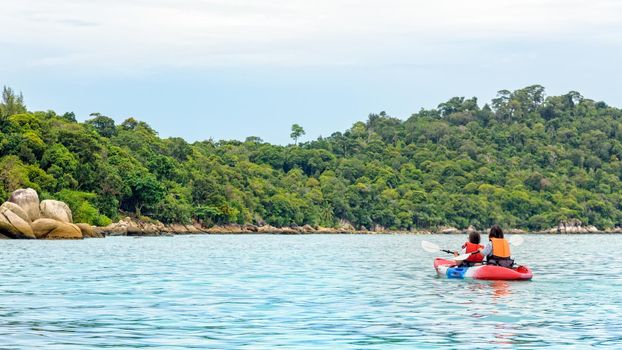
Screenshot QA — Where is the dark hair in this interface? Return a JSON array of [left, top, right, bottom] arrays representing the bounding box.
[[489, 225, 504, 239], [468, 231, 481, 244]]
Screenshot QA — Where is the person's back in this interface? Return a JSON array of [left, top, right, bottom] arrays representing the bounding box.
[[456, 231, 484, 267], [482, 225, 514, 268]]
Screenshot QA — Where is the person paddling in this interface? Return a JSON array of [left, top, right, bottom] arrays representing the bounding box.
[[481, 225, 514, 268], [454, 231, 484, 267]]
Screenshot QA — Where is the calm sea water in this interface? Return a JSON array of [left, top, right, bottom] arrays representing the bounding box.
[[0, 234, 621, 349]]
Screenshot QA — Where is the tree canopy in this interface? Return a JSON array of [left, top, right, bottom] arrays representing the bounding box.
[[1, 84, 622, 231]]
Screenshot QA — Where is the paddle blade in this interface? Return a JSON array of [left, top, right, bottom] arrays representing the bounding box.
[[509, 235, 524, 246], [453, 253, 473, 261], [421, 240, 440, 253]]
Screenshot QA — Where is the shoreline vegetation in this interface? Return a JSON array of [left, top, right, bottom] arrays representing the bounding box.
[[4, 84, 622, 238], [1, 187, 622, 240]]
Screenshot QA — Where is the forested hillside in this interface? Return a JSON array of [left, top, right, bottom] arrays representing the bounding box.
[[1, 85, 622, 230]]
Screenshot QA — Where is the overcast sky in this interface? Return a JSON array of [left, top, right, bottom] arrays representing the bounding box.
[[2, 0, 621, 144]]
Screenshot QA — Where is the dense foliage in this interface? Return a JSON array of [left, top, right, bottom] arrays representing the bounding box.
[[2, 85, 622, 230]]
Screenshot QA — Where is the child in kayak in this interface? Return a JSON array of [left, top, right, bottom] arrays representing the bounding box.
[[482, 225, 514, 268], [454, 231, 484, 267]]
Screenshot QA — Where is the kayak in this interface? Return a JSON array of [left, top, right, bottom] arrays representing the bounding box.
[[434, 258, 533, 281]]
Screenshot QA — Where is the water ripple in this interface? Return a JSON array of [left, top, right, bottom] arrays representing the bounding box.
[[0, 234, 621, 349]]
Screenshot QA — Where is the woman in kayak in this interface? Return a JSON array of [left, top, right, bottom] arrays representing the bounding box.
[[454, 232, 484, 267], [481, 225, 514, 267]]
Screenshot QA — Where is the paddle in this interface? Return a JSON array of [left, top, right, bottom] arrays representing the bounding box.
[[508, 235, 524, 246], [422, 235, 525, 261], [421, 240, 454, 255]]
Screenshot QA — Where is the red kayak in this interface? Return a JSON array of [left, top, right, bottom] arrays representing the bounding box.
[[434, 258, 533, 280]]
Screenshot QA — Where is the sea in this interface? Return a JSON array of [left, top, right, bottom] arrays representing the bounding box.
[[0, 234, 620, 349]]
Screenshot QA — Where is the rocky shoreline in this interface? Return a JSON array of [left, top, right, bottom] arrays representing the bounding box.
[[94, 219, 622, 237]]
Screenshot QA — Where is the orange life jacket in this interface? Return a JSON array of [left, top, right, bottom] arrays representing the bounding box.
[[490, 238, 511, 258], [463, 242, 484, 262]]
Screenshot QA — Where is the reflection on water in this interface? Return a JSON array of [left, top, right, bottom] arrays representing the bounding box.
[[0, 234, 621, 349], [491, 280, 511, 298]]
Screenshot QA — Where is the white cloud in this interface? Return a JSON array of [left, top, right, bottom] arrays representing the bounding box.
[[2, 0, 621, 71]]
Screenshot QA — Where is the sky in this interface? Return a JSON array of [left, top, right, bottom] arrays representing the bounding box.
[[1, 0, 621, 144]]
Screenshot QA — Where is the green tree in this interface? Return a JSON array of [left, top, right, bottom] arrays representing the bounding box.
[[86, 113, 117, 138], [0, 86, 27, 117], [290, 123, 305, 145]]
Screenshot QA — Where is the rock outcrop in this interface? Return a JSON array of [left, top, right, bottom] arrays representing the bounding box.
[[546, 219, 600, 234], [0, 188, 102, 239]]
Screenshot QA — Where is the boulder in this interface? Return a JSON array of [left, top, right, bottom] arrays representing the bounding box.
[[439, 226, 460, 234], [206, 225, 247, 233], [9, 188, 40, 221], [547, 219, 601, 234], [143, 223, 161, 236], [0, 218, 24, 239], [168, 224, 189, 233], [339, 219, 355, 231], [31, 219, 82, 239], [0, 207, 35, 239], [316, 226, 335, 233], [101, 222, 128, 236], [279, 227, 300, 234], [184, 224, 202, 233], [586, 225, 599, 233], [206, 225, 228, 233], [243, 224, 259, 232], [506, 228, 527, 234], [0, 202, 31, 224], [40, 200, 72, 223], [46, 222, 82, 239], [371, 225, 386, 232], [32, 218, 63, 239], [126, 225, 143, 236], [93, 227, 106, 237], [258, 224, 279, 233], [76, 223, 103, 238]]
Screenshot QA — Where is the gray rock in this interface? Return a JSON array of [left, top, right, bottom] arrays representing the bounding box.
[[9, 188, 40, 221], [40, 200, 73, 223]]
